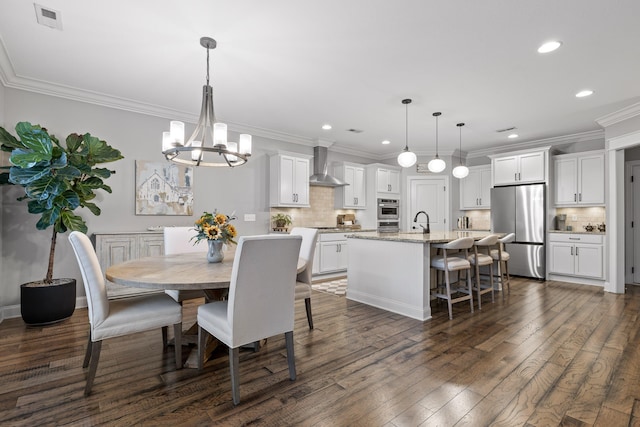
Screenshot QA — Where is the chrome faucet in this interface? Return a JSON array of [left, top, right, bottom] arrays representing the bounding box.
[[413, 211, 430, 234]]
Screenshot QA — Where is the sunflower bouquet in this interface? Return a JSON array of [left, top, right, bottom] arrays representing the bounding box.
[[193, 211, 238, 245]]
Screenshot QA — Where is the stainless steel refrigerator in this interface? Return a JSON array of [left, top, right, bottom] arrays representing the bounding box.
[[491, 184, 546, 279]]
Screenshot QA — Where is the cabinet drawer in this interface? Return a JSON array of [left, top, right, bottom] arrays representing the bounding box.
[[549, 233, 603, 244], [319, 233, 349, 242]]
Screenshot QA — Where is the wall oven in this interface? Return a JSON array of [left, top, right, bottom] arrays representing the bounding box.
[[377, 198, 399, 232], [377, 198, 399, 220]]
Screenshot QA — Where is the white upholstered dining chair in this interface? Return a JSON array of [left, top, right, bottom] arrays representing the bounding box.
[[68, 231, 183, 396], [290, 227, 319, 329], [163, 227, 207, 303], [197, 234, 302, 405]]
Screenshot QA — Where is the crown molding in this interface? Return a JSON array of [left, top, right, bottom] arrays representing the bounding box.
[[596, 102, 640, 128], [468, 129, 604, 159]]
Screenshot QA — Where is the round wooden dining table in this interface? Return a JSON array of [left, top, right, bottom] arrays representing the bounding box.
[[106, 251, 306, 291]]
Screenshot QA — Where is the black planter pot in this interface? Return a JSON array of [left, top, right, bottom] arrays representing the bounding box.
[[21, 278, 76, 325]]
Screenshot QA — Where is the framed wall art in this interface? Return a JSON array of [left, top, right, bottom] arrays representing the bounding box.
[[135, 160, 194, 215]]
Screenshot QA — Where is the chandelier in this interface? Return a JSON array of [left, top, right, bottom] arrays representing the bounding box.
[[162, 37, 252, 167]]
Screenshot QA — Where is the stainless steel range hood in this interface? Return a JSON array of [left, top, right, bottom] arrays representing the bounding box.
[[308, 146, 348, 187]]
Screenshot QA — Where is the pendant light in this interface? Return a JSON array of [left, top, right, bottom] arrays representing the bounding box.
[[427, 112, 446, 173], [452, 122, 470, 179], [397, 98, 417, 168]]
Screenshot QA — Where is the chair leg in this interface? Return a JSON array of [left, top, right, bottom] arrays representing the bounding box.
[[467, 268, 474, 314], [285, 331, 296, 381], [84, 340, 102, 396], [173, 323, 182, 369], [504, 261, 511, 294], [444, 269, 453, 320], [229, 347, 240, 405], [489, 263, 495, 303], [304, 297, 314, 329], [475, 263, 482, 310], [83, 334, 92, 368], [162, 326, 168, 348], [197, 326, 207, 371]]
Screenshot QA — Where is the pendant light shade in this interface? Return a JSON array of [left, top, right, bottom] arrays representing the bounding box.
[[397, 99, 417, 168], [452, 122, 469, 179], [427, 112, 446, 173]]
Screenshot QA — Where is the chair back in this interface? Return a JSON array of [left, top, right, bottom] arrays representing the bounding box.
[[475, 234, 500, 247], [500, 233, 515, 244], [290, 227, 319, 284], [164, 227, 206, 255], [68, 231, 109, 328], [227, 234, 302, 347], [443, 236, 474, 250]]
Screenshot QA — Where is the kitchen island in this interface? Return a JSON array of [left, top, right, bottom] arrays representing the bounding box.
[[346, 231, 498, 321]]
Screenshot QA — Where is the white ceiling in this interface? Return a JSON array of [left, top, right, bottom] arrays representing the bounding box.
[[1, 0, 639, 160]]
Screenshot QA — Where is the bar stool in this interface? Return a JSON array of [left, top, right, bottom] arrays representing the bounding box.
[[468, 234, 500, 309], [431, 237, 475, 319], [490, 233, 515, 298]]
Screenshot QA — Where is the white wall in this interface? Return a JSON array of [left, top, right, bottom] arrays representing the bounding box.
[[0, 88, 375, 312]]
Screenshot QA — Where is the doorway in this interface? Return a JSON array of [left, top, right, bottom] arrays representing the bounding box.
[[625, 160, 640, 284], [406, 176, 450, 232]]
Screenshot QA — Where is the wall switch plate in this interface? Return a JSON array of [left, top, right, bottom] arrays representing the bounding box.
[[572, 215, 578, 221], [244, 214, 256, 222]]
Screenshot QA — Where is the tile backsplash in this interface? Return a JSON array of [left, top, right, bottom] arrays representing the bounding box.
[[555, 206, 606, 232], [270, 187, 356, 228]]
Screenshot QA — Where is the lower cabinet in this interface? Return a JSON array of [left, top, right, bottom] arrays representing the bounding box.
[[92, 231, 164, 298], [313, 233, 350, 275], [549, 233, 603, 279]]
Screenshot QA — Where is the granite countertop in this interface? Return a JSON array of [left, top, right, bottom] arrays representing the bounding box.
[[347, 230, 498, 244], [548, 230, 606, 235]]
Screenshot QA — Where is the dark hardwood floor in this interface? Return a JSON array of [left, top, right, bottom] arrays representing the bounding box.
[[1, 278, 640, 426]]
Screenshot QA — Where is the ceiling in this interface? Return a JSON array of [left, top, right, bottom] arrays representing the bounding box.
[[1, 0, 639, 160]]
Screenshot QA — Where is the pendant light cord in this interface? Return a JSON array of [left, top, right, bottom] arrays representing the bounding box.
[[206, 46, 210, 86], [405, 102, 409, 150]]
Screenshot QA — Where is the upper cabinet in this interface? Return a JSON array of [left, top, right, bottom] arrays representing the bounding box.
[[553, 150, 605, 206], [334, 162, 366, 209], [269, 153, 311, 207], [460, 165, 491, 210], [491, 148, 549, 186], [376, 167, 400, 194]]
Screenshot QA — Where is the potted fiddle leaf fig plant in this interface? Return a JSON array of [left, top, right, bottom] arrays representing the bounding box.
[[0, 122, 123, 325]]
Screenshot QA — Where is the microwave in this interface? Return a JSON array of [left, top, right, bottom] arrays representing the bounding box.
[[377, 198, 399, 220]]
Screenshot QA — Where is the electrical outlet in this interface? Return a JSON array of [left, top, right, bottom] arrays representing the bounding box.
[[244, 214, 256, 222], [572, 215, 578, 221]]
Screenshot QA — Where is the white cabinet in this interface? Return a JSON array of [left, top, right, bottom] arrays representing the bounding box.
[[314, 233, 350, 275], [554, 151, 605, 206], [376, 167, 400, 194], [269, 153, 311, 207], [549, 233, 604, 279], [92, 232, 164, 298], [334, 162, 366, 209], [492, 149, 547, 186], [460, 165, 491, 210]]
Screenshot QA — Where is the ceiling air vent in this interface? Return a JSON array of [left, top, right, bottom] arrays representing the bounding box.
[[346, 128, 364, 133], [496, 126, 517, 133], [34, 4, 63, 30]]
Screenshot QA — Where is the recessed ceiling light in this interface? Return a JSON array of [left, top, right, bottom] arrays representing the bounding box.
[[321, 124, 332, 130], [575, 90, 594, 98], [538, 41, 562, 53], [508, 133, 519, 139], [382, 140, 391, 145]]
